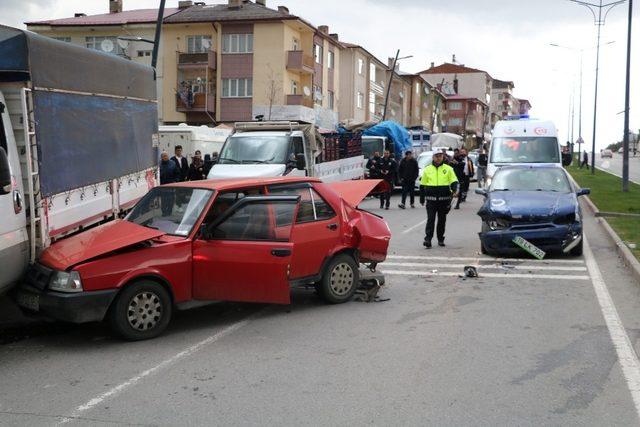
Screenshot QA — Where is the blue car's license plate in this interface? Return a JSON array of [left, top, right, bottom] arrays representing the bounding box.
[[513, 236, 546, 260]]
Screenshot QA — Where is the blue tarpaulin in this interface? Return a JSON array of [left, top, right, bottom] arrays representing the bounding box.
[[362, 121, 412, 160]]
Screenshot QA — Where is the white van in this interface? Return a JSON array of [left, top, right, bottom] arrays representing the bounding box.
[[487, 117, 566, 185], [159, 124, 231, 159]]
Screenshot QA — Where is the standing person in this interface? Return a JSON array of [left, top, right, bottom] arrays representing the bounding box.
[[203, 154, 213, 177], [420, 151, 459, 248], [171, 145, 189, 182], [454, 148, 474, 209], [188, 150, 206, 181], [366, 151, 382, 179], [580, 150, 589, 169], [477, 148, 488, 188], [378, 150, 397, 210], [159, 151, 179, 184], [211, 152, 219, 165], [398, 150, 419, 209]]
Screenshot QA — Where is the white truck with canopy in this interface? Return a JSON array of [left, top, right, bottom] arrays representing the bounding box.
[[0, 25, 159, 295], [207, 121, 364, 183]]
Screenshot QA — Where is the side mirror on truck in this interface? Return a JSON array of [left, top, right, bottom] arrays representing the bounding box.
[[296, 153, 306, 171], [0, 147, 11, 195]]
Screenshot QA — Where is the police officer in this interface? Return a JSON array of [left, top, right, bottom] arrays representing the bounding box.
[[419, 151, 459, 248], [378, 150, 397, 209]]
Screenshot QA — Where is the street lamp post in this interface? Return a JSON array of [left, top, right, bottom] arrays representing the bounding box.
[[622, 0, 633, 192], [382, 50, 412, 121], [569, 0, 625, 174]]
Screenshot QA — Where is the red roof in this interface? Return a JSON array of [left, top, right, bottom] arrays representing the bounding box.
[[26, 8, 180, 26], [419, 62, 491, 78]]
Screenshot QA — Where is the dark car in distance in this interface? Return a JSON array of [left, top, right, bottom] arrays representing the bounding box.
[[475, 165, 590, 257]]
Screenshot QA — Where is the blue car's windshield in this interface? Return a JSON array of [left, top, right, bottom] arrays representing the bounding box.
[[491, 168, 571, 193]]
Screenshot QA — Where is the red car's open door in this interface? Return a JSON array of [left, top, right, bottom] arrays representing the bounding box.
[[192, 196, 299, 304]]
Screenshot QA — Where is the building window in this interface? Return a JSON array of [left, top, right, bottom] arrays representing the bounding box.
[[187, 35, 212, 53], [137, 50, 152, 57], [498, 94, 503, 100], [369, 63, 376, 82], [222, 78, 253, 98], [85, 36, 124, 55], [291, 80, 298, 95], [313, 85, 322, 105], [416, 83, 420, 95], [357, 92, 364, 109], [448, 101, 462, 110], [222, 34, 253, 54], [357, 58, 364, 75], [52, 36, 71, 43], [448, 118, 462, 126], [328, 90, 334, 109], [314, 44, 323, 64], [327, 51, 334, 69]]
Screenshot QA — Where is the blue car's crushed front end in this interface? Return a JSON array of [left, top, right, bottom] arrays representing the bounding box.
[[477, 191, 583, 255]]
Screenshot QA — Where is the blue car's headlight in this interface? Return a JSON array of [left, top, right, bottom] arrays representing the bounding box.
[[487, 219, 510, 230]]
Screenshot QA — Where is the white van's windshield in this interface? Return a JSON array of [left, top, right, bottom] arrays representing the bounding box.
[[490, 137, 560, 164], [218, 135, 290, 165]]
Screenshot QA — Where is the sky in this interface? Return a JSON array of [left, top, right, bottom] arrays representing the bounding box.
[[1, 0, 638, 151]]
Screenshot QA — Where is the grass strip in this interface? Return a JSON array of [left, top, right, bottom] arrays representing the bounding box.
[[568, 162, 640, 260]]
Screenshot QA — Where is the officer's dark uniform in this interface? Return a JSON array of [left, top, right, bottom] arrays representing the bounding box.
[[378, 155, 397, 209], [419, 157, 459, 247]]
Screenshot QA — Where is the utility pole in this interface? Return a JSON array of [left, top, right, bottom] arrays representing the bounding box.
[[382, 50, 400, 121], [151, 0, 167, 71], [382, 50, 413, 121], [569, 0, 625, 174], [622, 0, 633, 192]]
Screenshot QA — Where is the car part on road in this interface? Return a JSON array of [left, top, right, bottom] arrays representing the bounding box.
[[319, 254, 359, 304], [109, 281, 172, 341], [464, 266, 478, 278]]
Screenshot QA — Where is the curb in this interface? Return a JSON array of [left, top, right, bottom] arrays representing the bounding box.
[[580, 192, 640, 285]]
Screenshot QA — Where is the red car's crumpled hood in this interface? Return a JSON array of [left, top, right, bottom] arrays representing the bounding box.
[[40, 220, 165, 271]]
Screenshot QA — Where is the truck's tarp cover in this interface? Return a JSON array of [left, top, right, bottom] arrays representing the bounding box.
[[0, 25, 155, 98], [430, 133, 464, 149], [0, 25, 158, 196], [362, 121, 412, 160]]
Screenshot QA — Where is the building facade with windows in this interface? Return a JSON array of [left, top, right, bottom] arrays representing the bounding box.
[[491, 79, 518, 119], [443, 95, 488, 147], [25, 2, 183, 124]]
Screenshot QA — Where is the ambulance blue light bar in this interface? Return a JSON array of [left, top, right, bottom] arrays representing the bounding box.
[[505, 114, 530, 121]]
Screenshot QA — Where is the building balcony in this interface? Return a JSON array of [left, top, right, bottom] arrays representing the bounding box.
[[286, 94, 314, 108], [286, 51, 314, 74], [178, 51, 217, 70], [370, 80, 384, 96], [176, 92, 216, 113]]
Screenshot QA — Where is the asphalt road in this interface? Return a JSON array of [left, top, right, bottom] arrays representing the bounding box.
[[593, 152, 640, 184], [2, 189, 640, 426]]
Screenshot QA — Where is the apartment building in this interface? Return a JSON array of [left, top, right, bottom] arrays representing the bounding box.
[[442, 95, 488, 147], [401, 73, 446, 132], [25, 0, 183, 123], [491, 79, 518, 119], [517, 99, 532, 115], [162, 0, 342, 127]]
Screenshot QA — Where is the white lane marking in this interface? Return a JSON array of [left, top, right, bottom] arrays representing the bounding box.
[[383, 262, 587, 272], [583, 235, 640, 419], [401, 219, 427, 234], [381, 269, 590, 281], [387, 255, 585, 264], [59, 314, 257, 424]]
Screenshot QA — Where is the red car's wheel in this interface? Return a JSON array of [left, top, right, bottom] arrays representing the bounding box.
[[319, 254, 359, 304]]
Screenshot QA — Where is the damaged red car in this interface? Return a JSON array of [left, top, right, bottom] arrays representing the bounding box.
[[15, 177, 391, 340]]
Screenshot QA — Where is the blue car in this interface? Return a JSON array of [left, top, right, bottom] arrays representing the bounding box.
[[475, 165, 590, 257]]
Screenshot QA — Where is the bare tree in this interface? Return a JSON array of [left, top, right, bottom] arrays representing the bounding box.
[[265, 65, 282, 120]]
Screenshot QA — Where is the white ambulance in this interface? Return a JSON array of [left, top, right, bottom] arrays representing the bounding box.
[[487, 116, 568, 186]]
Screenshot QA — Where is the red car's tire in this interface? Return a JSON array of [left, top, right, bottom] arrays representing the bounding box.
[[319, 254, 359, 304]]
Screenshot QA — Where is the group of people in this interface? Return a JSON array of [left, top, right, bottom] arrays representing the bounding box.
[[159, 145, 219, 184], [365, 145, 489, 249]]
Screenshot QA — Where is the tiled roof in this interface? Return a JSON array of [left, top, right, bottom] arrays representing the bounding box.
[[419, 62, 491, 77], [493, 79, 514, 89], [26, 8, 180, 26], [165, 2, 297, 23]]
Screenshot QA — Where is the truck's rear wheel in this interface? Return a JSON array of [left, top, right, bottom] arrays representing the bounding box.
[[319, 254, 359, 304], [109, 281, 172, 341]]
